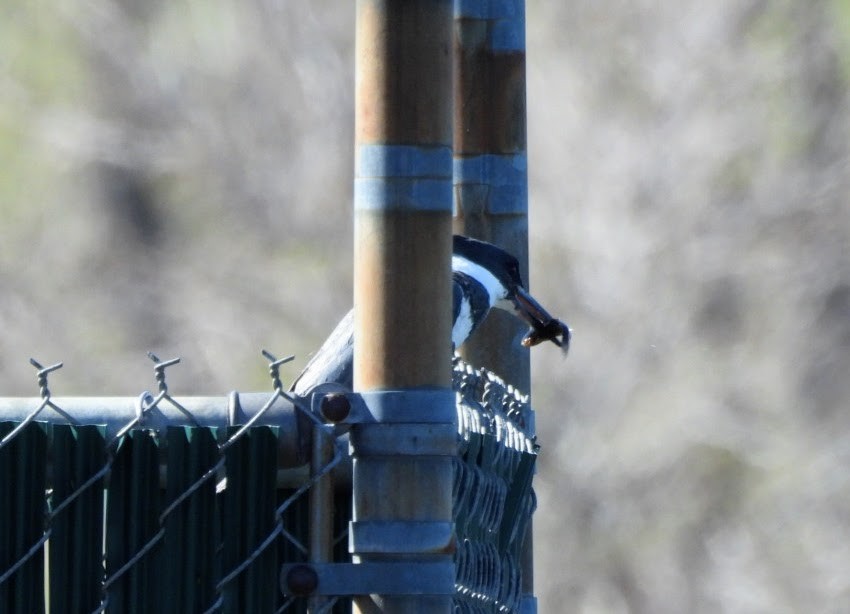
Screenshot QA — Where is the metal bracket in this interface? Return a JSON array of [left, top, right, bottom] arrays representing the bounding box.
[[280, 561, 455, 597], [310, 389, 456, 426], [349, 520, 455, 554]]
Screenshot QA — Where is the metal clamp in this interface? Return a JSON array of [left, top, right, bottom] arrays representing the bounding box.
[[280, 561, 455, 597], [349, 520, 455, 554], [310, 389, 456, 425]]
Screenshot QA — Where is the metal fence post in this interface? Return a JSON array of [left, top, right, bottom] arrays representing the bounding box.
[[308, 425, 334, 613], [452, 0, 531, 392], [453, 0, 536, 610], [353, 0, 455, 612]]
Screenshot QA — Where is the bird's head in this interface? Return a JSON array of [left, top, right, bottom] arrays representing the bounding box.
[[452, 235, 571, 354]]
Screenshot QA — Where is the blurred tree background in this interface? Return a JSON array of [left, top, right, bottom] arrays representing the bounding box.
[[2, 0, 849, 611]]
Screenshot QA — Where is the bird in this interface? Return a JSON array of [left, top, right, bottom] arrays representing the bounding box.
[[289, 235, 570, 396]]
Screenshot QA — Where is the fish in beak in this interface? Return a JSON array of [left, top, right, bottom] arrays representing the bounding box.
[[512, 287, 571, 354]]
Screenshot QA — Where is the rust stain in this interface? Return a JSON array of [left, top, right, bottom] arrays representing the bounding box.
[[454, 18, 527, 155], [354, 211, 453, 391], [357, 0, 453, 145]]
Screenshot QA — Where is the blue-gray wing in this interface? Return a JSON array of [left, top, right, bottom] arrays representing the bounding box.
[[289, 309, 355, 396]]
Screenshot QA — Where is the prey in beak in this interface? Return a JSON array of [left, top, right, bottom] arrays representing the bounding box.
[[513, 287, 571, 354], [451, 234, 572, 356]]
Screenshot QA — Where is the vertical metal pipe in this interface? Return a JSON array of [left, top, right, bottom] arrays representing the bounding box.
[[452, 0, 531, 394], [308, 428, 334, 613], [354, 0, 454, 391], [353, 1, 455, 612], [452, 1, 536, 610]]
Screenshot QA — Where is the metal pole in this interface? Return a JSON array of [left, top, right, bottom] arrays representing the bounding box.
[[353, 1, 455, 612], [452, 0, 531, 394], [354, 0, 454, 391], [308, 427, 334, 613], [452, 1, 536, 610]]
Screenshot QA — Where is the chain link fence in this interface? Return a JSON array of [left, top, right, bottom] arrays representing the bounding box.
[[0, 351, 536, 613]]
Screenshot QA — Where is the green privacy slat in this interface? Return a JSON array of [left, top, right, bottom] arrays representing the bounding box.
[[0, 422, 13, 612], [162, 426, 219, 614], [105, 430, 162, 614], [0, 421, 47, 614], [498, 450, 536, 555], [220, 428, 246, 614], [244, 426, 279, 614], [220, 426, 278, 614], [48, 424, 106, 614]]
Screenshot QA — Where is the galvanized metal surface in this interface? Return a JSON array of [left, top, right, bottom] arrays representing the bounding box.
[[0, 393, 302, 464], [309, 425, 336, 612], [355, 145, 454, 212], [349, 393, 456, 613], [349, 521, 455, 554], [353, 2, 455, 613], [281, 562, 455, 597]]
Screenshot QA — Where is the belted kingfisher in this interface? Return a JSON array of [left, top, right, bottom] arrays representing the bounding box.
[[290, 235, 570, 395]]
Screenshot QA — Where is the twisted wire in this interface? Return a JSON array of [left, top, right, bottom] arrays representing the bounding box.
[[1, 352, 538, 613]]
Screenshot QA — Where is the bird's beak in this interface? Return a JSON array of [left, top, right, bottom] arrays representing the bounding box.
[[512, 287, 571, 354]]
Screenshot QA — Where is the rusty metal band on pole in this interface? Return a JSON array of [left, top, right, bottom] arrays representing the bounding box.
[[453, 1, 536, 611], [353, 1, 455, 612]]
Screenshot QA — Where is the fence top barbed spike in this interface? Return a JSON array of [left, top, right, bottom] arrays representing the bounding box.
[[261, 349, 294, 391], [147, 351, 181, 393], [29, 358, 63, 400]]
